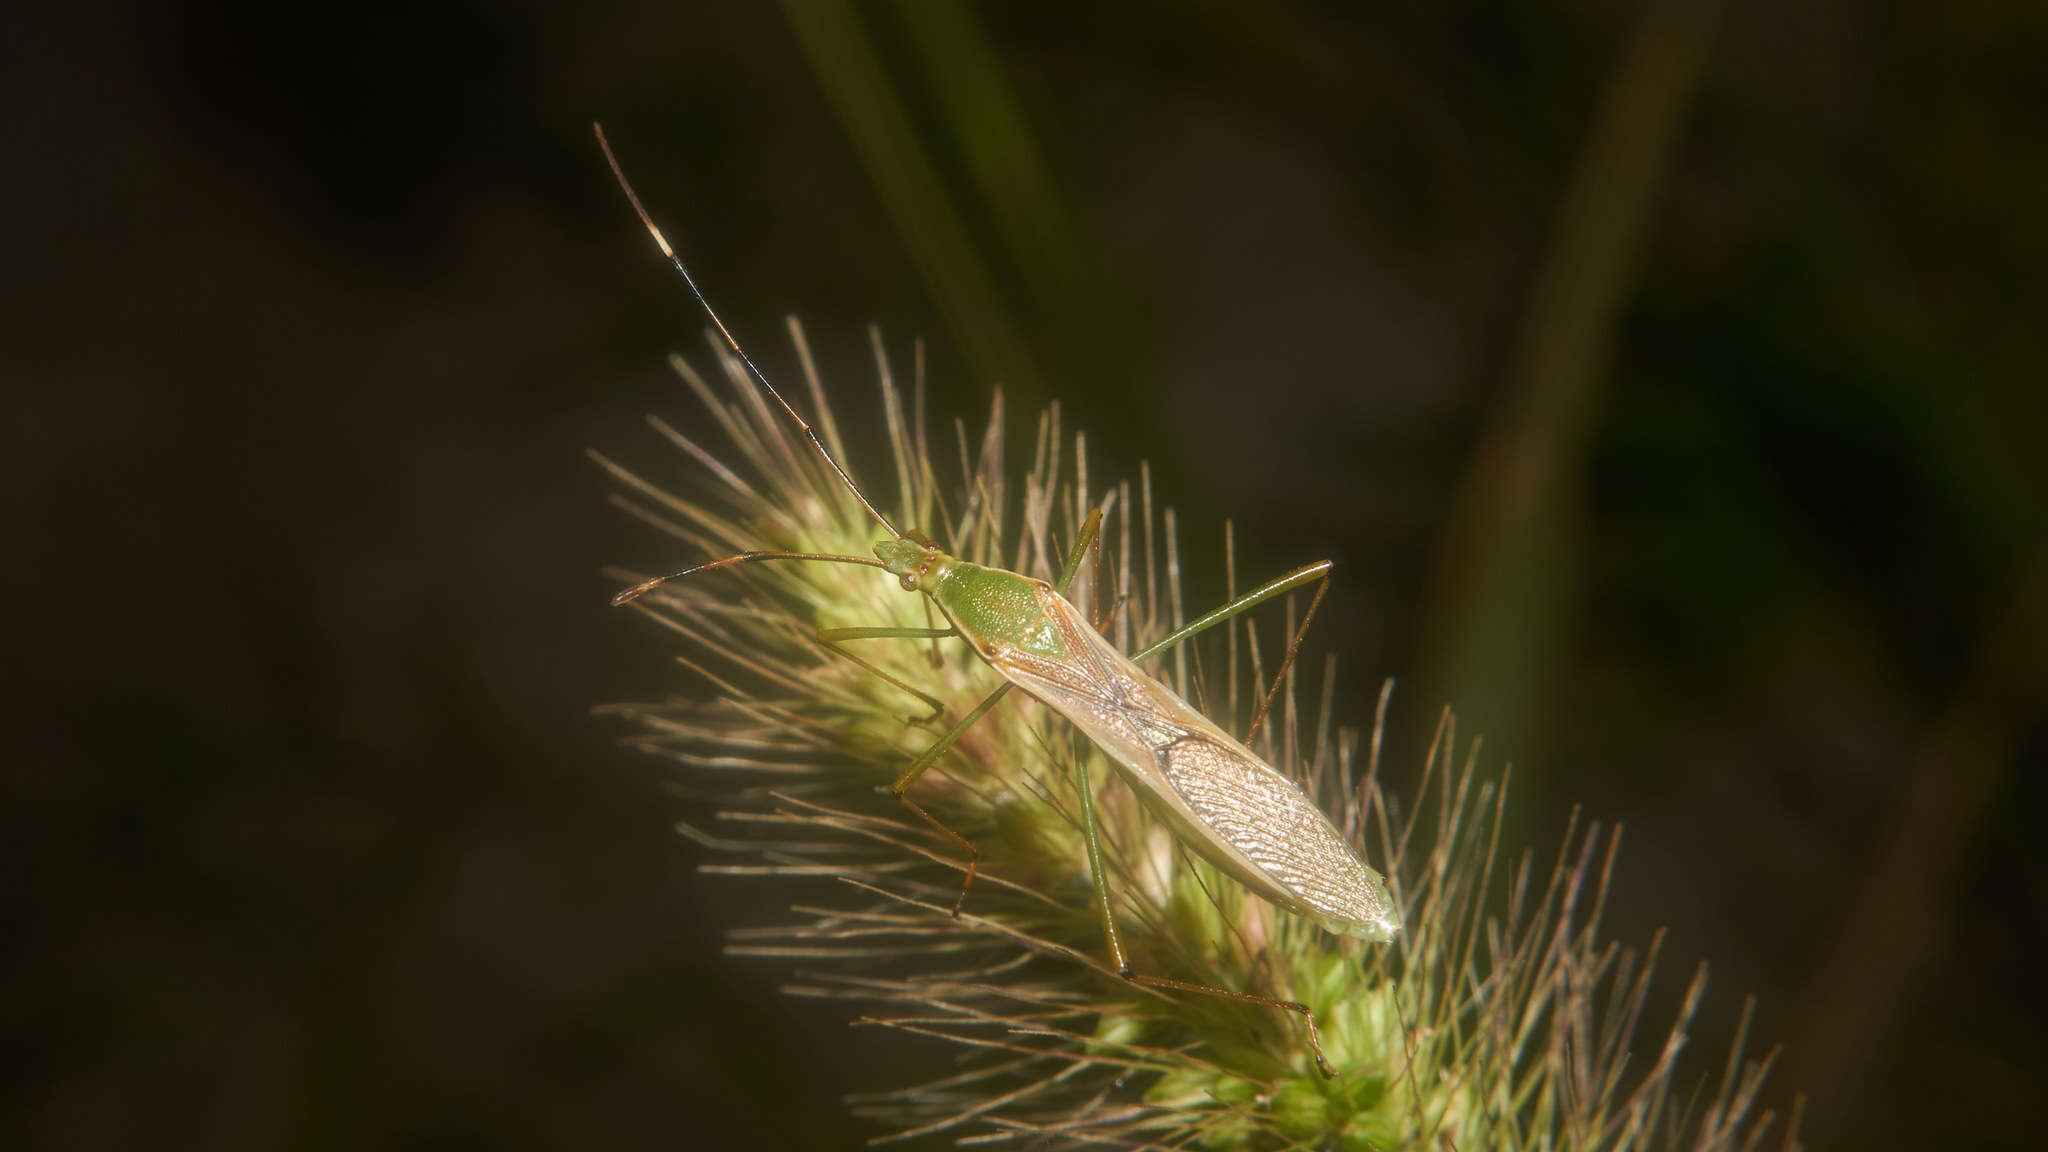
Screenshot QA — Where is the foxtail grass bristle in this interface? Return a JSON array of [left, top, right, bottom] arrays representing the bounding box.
[[597, 320, 1800, 1150]]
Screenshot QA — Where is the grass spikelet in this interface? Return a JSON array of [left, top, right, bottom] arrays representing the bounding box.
[[598, 321, 1800, 1150]]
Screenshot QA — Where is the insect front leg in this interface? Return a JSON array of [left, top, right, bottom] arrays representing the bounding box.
[[816, 624, 957, 725]]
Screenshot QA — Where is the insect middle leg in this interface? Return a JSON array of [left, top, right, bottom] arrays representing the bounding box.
[[1072, 756, 1339, 1078], [1083, 559, 1341, 1073]]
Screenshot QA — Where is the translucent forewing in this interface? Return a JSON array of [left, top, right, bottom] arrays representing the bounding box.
[[947, 569, 1399, 942]]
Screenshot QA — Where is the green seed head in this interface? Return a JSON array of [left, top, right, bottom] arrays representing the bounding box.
[[603, 324, 1798, 1151]]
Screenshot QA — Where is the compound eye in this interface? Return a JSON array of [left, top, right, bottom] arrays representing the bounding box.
[[898, 572, 918, 592], [923, 540, 940, 552]]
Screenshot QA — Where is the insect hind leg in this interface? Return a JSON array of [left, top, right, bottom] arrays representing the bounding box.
[[1123, 971, 1339, 1080]]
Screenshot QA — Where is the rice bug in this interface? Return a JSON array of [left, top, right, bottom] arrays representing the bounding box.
[[594, 125, 1398, 1076]]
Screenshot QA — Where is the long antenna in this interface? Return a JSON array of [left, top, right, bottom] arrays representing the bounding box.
[[611, 550, 890, 607], [594, 122, 902, 539]]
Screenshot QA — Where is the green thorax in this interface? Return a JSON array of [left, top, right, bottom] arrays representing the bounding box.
[[873, 539, 1066, 661]]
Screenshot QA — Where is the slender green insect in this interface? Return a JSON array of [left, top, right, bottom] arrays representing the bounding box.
[[595, 125, 1398, 1076]]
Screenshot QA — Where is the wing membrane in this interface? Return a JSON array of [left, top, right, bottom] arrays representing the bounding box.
[[980, 582, 1396, 940]]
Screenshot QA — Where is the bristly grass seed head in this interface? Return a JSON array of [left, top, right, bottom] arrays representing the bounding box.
[[596, 322, 1800, 1150]]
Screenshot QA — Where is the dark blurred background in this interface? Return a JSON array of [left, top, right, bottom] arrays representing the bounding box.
[[7, 1, 2043, 1148]]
